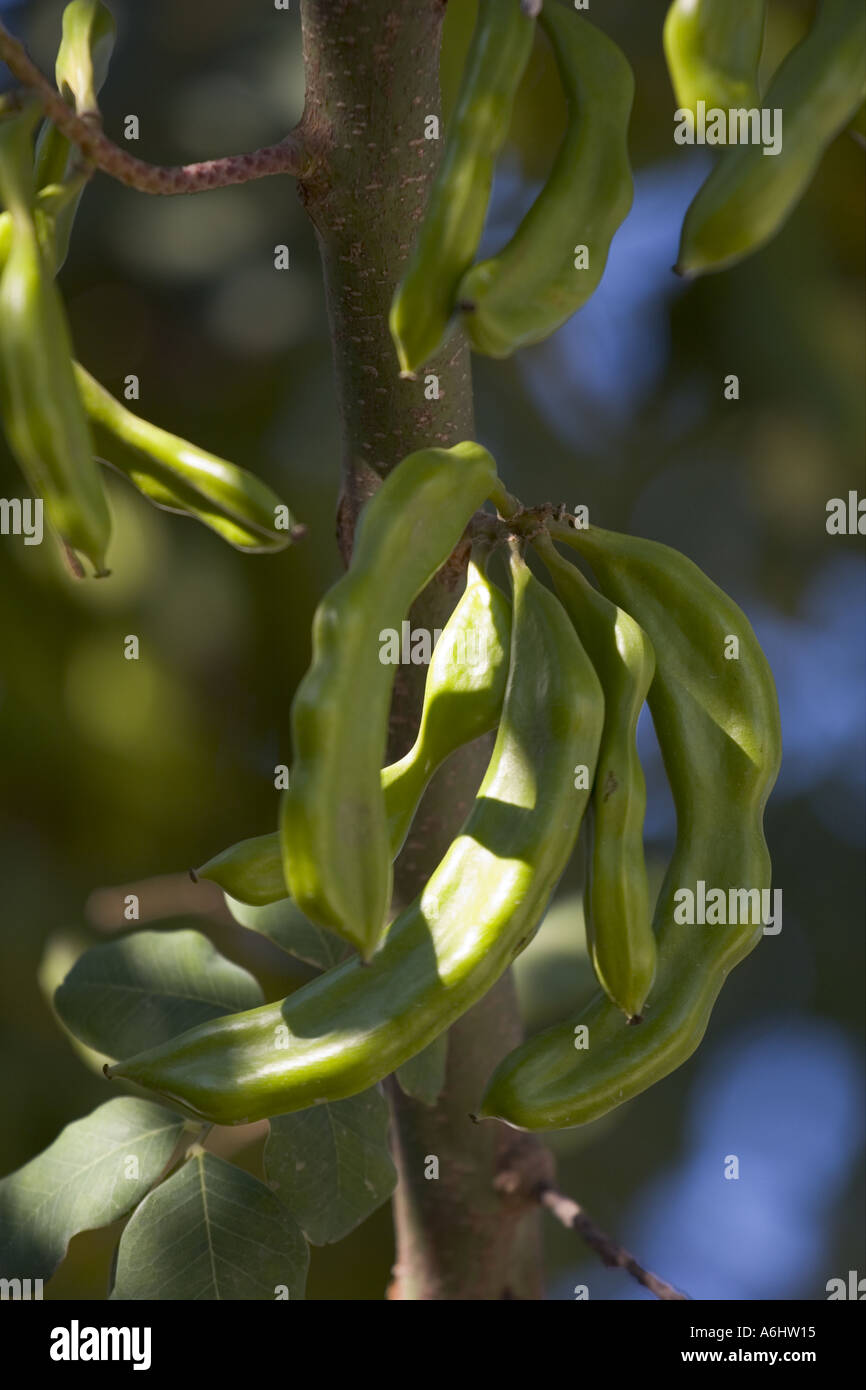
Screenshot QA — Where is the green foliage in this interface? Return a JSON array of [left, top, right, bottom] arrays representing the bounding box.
[[0, 0, 861, 1303], [225, 895, 353, 972], [54, 928, 264, 1058], [265, 1090, 397, 1246], [111, 1150, 308, 1300], [395, 1035, 449, 1107], [0, 1098, 184, 1281]]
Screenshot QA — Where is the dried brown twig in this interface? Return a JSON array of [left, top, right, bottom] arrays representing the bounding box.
[[537, 1185, 689, 1301], [494, 1134, 688, 1300]]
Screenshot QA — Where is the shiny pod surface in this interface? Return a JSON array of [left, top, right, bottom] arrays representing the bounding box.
[[197, 558, 511, 905], [536, 534, 656, 1020], [663, 0, 766, 114], [108, 551, 605, 1124], [280, 442, 498, 957], [75, 364, 295, 553], [482, 525, 782, 1130], [55, 0, 116, 115], [379, 552, 512, 853], [0, 106, 110, 574], [389, 0, 535, 374], [34, 1, 116, 267], [458, 5, 634, 358], [677, 0, 866, 276]]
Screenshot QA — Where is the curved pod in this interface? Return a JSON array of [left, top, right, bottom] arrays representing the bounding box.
[[280, 442, 498, 957], [197, 557, 511, 905], [536, 535, 656, 1020], [74, 364, 296, 553], [677, 0, 866, 276], [388, 0, 535, 374], [0, 107, 111, 574], [663, 0, 766, 114], [107, 550, 605, 1124], [482, 525, 781, 1130], [458, 6, 634, 358]]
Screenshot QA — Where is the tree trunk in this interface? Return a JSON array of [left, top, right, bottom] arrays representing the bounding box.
[[297, 0, 544, 1299]]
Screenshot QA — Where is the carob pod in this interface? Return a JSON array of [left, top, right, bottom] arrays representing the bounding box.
[[457, 4, 634, 358], [481, 524, 782, 1130], [389, 0, 536, 375], [663, 0, 766, 115], [0, 104, 111, 575], [198, 550, 511, 905], [106, 548, 605, 1124], [34, 1, 116, 270], [280, 441, 499, 958], [535, 533, 656, 1021], [677, 0, 866, 276], [74, 363, 299, 553]]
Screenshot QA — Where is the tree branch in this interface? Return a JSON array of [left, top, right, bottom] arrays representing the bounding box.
[[538, 1185, 689, 1301], [0, 19, 314, 193], [492, 1135, 688, 1300]]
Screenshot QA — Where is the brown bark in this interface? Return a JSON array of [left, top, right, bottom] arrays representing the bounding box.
[[297, 0, 544, 1299]]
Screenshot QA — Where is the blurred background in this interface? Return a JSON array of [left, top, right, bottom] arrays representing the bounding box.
[[0, 0, 863, 1300]]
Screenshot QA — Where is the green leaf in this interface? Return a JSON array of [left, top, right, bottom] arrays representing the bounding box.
[[38, 931, 112, 1073], [54, 928, 264, 1059], [225, 894, 353, 972], [395, 1033, 449, 1106], [0, 1099, 184, 1281], [112, 1151, 308, 1300], [265, 1089, 396, 1245]]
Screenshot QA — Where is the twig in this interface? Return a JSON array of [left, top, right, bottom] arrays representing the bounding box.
[[0, 20, 314, 193], [493, 1134, 687, 1301], [537, 1184, 689, 1301]]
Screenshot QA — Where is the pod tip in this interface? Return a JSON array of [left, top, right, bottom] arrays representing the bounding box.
[[189, 867, 199, 884]]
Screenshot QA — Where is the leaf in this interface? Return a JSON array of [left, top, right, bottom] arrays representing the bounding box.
[[0, 1099, 184, 1281], [225, 894, 353, 972], [54, 928, 264, 1059], [112, 1151, 308, 1300], [265, 1089, 396, 1245], [395, 1033, 449, 1106], [37, 931, 112, 1074]]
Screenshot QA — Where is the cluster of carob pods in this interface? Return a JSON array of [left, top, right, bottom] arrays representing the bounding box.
[[112, 444, 782, 1131], [3, 1, 860, 1129]]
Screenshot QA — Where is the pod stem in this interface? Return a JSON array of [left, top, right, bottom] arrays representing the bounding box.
[[488, 474, 522, 519]]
